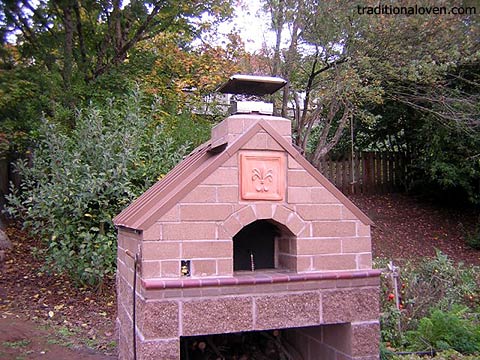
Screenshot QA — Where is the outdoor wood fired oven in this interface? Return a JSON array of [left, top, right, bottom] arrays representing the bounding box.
[[114, 75, 381, 360]]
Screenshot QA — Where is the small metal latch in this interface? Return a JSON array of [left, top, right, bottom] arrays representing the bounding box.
[[181, 260, 191, 277], [249, 250, 255, 272]]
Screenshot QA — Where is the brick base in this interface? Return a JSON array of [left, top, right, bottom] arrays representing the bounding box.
[[286, 322, 380, 360], [138, 339, 179, 360], [121, 277, 380, 360]]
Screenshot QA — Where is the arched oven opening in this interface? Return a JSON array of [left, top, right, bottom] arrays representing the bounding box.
[[233, 219, 294, 272]]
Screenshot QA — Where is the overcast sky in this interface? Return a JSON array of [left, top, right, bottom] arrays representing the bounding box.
[[217, 0, 275, 53]]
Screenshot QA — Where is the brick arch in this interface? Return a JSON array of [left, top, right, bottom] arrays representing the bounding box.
[[219, 204, 306, 240]]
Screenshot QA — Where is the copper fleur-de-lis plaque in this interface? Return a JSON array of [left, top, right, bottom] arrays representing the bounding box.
[[240, 151, 286, 200]]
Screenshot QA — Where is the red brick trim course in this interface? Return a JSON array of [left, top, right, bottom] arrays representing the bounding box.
[[142, 269, 381, 290]]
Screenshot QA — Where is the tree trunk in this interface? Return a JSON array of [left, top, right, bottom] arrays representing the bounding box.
[[62, 2, 75, 126], [270, 0, 284, 77], [112, 0, 124, 54], [280, 0, 303, 118], [73, 0, 88, 82], [62, 5, 73, 89], [311, 102, 352, 167]]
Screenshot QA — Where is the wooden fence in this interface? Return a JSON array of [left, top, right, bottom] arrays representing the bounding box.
[[317, 152, 408, 195]]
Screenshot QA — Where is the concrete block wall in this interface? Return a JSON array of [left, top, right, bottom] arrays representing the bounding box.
[[132, 274, 380, 359], [116, 229, 141, 360]]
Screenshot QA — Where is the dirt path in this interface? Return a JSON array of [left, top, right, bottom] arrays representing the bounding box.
[[0, 316, 115, 360], [0, 225, 117, 359]]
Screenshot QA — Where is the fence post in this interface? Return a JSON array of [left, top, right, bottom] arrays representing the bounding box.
[[354, 152, 361, 194], [374, 152, 380, 192], [387, 152, 393, 192], [366, 152, 374, 193]]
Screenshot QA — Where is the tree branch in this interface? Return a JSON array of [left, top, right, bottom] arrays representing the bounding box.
[[311, 101, 352, 166], [93, 1, 174, 79]]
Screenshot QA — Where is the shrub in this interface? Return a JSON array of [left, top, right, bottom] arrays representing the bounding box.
[[401, 250, 479, 320], [376, 258, 406, 348], [377, 252, 480, 355], [407, 306, 480, 354], [461, 218, 480, 250], [391, 349, 480, 359], [380, 305, 404, 349], [5, 90, 197, 288]]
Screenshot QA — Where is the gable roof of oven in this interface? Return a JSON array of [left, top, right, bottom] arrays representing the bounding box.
[[113, 118, 373, 231]]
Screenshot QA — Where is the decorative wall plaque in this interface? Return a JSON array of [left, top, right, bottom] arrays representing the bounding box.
[[240, 151, 286, 201]]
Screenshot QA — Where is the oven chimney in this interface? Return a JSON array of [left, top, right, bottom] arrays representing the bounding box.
[[211, 75, 291, 149], [217, 74, 286, 116]]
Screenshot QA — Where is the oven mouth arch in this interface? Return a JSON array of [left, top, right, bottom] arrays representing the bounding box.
[[233, 219, 296, 272]]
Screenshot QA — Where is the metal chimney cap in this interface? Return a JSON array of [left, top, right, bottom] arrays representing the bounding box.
[[217, 74, 287, 96]]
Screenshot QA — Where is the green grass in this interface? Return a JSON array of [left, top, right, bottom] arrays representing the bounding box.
[[2, 339, 31, 348], [46, 337, 73, 347], [83, 337, 99, 348], [13, 350, 34, 360], [45, 326, 79, 348]]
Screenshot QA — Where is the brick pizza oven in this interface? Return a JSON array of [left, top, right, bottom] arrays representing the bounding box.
[[114, 75, 380, 360]]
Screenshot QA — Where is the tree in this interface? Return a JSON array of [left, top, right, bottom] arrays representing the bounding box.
[[135, 31, 245, 114], [357, 62, 480, 203], [0, 0, 233, 82], [260, 0, 479, 162], [0, 0, 234, 128], [260, 0, 383, 165], [257, 0, 479, 202], [1, 1, 248, 287]]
